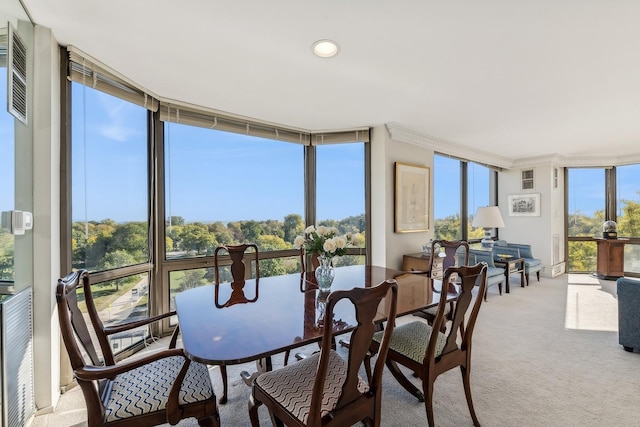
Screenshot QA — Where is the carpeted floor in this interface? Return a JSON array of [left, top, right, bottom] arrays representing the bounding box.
[[33, 273, 640, 427]]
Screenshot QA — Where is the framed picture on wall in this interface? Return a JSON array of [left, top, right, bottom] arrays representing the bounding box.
[[394, 162, 430, 232], [508, 193, 541, 216]]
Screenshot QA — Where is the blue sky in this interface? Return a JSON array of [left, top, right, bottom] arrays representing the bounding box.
[[71, 83, 364, 223]]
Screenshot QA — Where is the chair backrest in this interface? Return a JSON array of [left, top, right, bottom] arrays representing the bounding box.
[[308, 280, 398, 424], [507, 242, 534, 259], [469, 248, 496, 268], [213, 243, 259, 285], [430, 263, 487, 361], [429, 240, 470, 291], [56, 269, 114, 415], [429, 239, 470, 272]]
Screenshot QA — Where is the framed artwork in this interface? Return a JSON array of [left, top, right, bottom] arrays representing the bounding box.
[[394, 162, 430, 232], [508, 193, 541, 217]]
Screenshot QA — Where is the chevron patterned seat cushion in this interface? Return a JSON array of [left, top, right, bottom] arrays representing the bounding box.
[[253, 350, 368, 424], [104, 355, 214, 422], [374, 321, 446, 363]]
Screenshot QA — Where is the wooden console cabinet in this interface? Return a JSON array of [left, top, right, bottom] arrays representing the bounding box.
[[596, 238, 627, 280], [402, 252, 443, 279]]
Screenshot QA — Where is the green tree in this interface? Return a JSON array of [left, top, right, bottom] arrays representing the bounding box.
[[435, 214, 461, 240], [240, 220, 263, 242], [283, 214, 304, 243], [0, 230, 13, 280], [101, 250, 137, 290], [180, 270, 205, 291], [108, 222, 148, 262], [617, 197, 640, 237], [256, 235, 289, 276], [179, 223, 217, 254], [208, 221, 234, 245], [168, 216, 185, 226]]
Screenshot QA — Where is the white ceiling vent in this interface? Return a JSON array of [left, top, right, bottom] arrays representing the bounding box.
[[7, 23, 27, 125]]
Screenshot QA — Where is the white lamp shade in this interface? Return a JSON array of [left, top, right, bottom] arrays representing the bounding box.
[[472, 206, 505, 228]]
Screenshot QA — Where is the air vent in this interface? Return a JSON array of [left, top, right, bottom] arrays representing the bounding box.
[[8, 23, 27, 125], [521, 169, 534, 190]]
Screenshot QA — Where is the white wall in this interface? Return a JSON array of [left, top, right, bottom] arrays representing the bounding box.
[[498, 164, 565, 277], [371, 126, 434, 270]]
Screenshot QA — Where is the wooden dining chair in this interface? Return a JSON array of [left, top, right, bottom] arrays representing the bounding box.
[[415, 239, 470, 329], [248, 280, 399, 427], [56, 269, 220, 427], [213, 243, 260, 403], [369, 263, 487, 427]]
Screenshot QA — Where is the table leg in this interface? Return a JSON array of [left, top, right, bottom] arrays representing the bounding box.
[[504, 267, 511, 293]]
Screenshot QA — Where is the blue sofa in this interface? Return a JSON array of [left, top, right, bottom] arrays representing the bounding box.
[[469, 249, 505, 300], [617, 277, 640, 352], [493, 241, 543, 286]]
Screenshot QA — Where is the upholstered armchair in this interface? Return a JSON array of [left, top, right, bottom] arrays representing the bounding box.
[[617, 277, 640, 352], [470, 249, 505, 300]]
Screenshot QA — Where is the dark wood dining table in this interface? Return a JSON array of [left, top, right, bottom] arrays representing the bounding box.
[[174, 265, 451, 400], [175, 265, 454, 363]]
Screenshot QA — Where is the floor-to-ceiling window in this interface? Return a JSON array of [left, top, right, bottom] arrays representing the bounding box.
[[65, 49, 369, 351], [433, 154, 496, 242], [615, 164, 640, 273], [70, 80, 152, 352], [567, 168, 604, 272], [434, 155, 462, 240], [567, 166, 640, 274]]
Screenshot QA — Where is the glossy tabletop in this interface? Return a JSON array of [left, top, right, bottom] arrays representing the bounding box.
[[175, 265, 443, 365]]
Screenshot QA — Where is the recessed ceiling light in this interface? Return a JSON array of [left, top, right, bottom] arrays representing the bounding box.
[[312, 39, 339, 58]]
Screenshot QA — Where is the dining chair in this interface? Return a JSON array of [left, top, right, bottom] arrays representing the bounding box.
[[56, 269, 220, 427], [213, 243, 260, 403], [414, 239, 470, 328], [369, 263, 487, 427], [248, 279, 399, 427]]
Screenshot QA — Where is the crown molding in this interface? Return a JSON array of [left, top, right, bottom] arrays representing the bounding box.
[[386, 122, 640, 170], [512, 152, 640, 168], [385, 122, 514, 169]]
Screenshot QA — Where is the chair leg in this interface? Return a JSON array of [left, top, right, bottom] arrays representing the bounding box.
[[248, 394, 261, 427], [525, 273, 530, 286], [536, 271, 540, 281], [460, 365, 481, 426], [422, 378, 436, 427], [385, 359, 424, 402], [219, 365, 228, 404], [198, 411, 221, 427]]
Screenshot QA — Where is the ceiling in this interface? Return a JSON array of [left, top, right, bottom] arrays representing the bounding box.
[[21, 0, 640, 166]]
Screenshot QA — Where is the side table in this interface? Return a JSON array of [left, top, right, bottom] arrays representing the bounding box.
[[493, 257, 525, 293]]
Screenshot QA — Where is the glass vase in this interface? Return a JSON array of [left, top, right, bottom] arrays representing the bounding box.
[[314, 254, 335, 291]]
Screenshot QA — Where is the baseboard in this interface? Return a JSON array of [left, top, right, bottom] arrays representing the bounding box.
[[551, 262, 566, 278]]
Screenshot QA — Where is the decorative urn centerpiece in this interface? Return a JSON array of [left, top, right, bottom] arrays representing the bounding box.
[[293, 225, 352, 291]]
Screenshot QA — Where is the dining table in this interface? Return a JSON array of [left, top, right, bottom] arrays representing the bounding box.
[[174, 264, 454, 402]]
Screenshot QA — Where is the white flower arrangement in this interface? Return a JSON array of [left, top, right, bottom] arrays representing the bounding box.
[[293, 225, 352, 257]]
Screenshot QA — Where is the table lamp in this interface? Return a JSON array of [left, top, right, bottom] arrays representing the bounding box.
[[472, 206, 505, 249]]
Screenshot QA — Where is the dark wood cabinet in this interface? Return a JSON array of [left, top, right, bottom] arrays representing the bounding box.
[[402, 253, 443, 279], [596, 238, 626, 280]]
